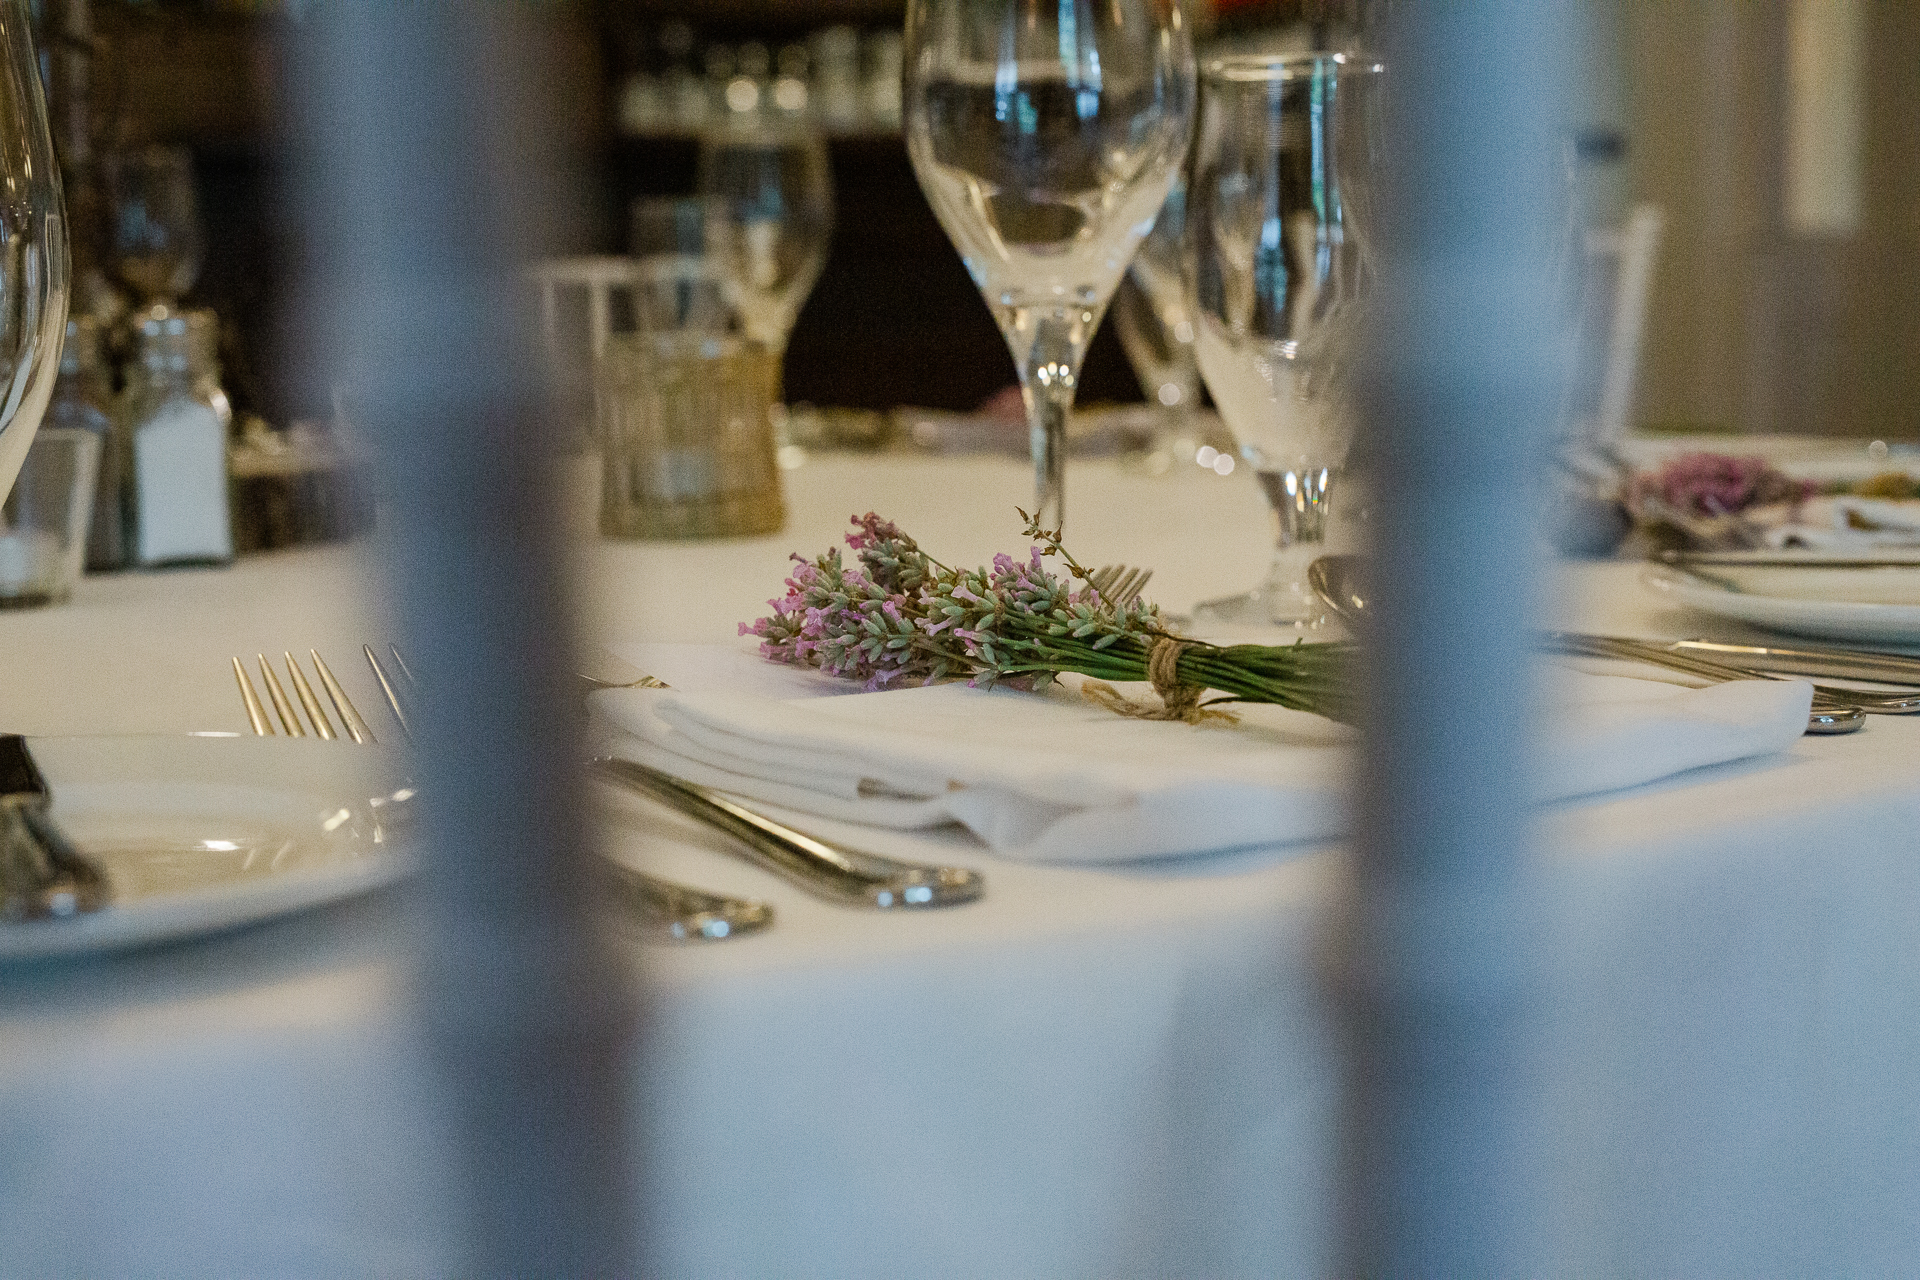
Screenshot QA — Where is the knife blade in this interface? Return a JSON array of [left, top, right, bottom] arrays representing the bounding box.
[[1, 735, 109, 921], [1669, 640, 1920, 687], [1658, 551, 1920, 569]]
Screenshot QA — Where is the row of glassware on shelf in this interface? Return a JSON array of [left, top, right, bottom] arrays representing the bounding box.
[[616, 24, 904, 138]]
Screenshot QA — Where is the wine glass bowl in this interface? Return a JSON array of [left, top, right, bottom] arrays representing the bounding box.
[[1187, 52, 1381, 628], [696, 117, 834, 364], [103, 145, 203, 307], [904, 0, 1194, 528], [0, 0, 72, 507]]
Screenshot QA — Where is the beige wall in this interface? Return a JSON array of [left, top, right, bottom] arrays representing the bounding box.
[[1625, 0, 1920, 438]]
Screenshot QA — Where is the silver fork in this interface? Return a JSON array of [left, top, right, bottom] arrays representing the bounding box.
[[1088, 563, 1153, 608], [232, 651, 774, 943], [506, 649, 986, 908], [231, 650, 377, 744]]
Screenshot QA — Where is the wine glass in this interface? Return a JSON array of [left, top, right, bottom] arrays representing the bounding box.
[[103, 145, 203, 308], [0, 0, 73, 506], [696, 110, 834, 389], [1187, 53, 1382, 628], [904, 0, 1195, 530]]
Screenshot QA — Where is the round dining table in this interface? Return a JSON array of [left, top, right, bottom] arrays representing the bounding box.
[[4, 449, 1919, 1277]]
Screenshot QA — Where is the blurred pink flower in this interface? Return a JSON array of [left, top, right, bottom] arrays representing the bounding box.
[[1626, 452, 1814, 517]]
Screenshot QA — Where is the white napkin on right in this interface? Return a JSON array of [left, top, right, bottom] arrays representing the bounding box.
[[592, 664, 1813, 865], [1766, 497, 1920, 550]]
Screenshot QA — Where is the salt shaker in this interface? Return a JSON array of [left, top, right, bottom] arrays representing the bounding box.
[[42, 316, 123, 571], [121, 308, 233, 567]]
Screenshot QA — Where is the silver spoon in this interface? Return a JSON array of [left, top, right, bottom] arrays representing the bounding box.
[[1305, 556, 1867, 736]]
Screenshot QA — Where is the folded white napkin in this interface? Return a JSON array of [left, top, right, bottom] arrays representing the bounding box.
[[591, 665, 1813, 864], [1765, 497, 1920, 550]]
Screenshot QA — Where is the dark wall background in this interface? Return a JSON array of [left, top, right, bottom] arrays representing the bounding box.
[[87, 4, 1144, 426], [603, 134, 1142, 414]]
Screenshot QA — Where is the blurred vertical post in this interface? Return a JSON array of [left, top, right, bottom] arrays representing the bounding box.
[[294, 4, 637, 1273], [1336, 1, 1570, 1275]]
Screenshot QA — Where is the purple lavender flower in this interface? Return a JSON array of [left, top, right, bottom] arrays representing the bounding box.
[[1628, 452, 1815, 517], [745, 512, 1170, 691]]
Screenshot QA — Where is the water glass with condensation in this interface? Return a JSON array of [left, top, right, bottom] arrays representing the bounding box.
[[597, 332, 785, 540], [0, 428, 101, 608]]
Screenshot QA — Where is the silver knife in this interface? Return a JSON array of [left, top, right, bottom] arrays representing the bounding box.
[[1659, 551, 1920, 569], [1, 735, 109, 921], [1668, 639, 1920, 687], [590, 757, 985, 909]]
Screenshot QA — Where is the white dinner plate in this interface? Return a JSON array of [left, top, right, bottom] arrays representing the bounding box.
[[1, 734, 412, 960], [1641, 562, 1920, 645]]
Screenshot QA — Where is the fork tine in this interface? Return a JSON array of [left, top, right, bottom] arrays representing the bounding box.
[[284, 652, 337, 740], [257, 655, 305, 737], [1087, 564, 1155, 607], [311, 650, 376, 745], [388, 644, 416, 686], [233, 658, 274, 736], [365, 644, 411, 738]]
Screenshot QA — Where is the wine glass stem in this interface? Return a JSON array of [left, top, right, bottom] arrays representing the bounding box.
[[1009, 308, 1093, 531], [1029, 383, 1069, 530], [1260, 464, 1335, 570]]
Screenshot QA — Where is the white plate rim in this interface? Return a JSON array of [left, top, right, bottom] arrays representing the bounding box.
[[1640, 564, 1920, 641], [1, 734, 412, 961]]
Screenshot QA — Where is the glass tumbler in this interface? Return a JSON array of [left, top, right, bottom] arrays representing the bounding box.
[[0, 428, 100, 607], [596, 333, 785, 540]]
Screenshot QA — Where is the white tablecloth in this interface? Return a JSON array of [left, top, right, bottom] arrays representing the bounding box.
[[4, 453, 1920, 1277]]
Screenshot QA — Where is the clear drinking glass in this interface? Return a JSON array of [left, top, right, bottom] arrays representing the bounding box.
[[0, 0, 73, 508], [104, 145, 203, 307], [696, 112, 834, 384], [0, 428, 98, 607], [904, 0, 1195, 530], [1187, 53, 1382, 628], [596, 333, 785, 540]]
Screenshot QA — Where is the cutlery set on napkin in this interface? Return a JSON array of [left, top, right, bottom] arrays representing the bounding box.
[[592, 515, 1920, 866], [591, 656, 1820, 865]]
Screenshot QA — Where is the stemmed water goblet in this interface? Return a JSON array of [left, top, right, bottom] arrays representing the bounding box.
[[103, 145, 203, 311], [696, 108, 834, 394], [0, 0, 72, 506], [1187, 53, 1382, 628], [903, 0, 1195, 530]]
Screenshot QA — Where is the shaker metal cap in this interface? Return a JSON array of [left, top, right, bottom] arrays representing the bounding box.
[[132, 303, 194, 370]]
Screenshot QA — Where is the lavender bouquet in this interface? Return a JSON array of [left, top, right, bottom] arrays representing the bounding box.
[[1626, 452, 1814, 517], [741, 512, 1352, 724]]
